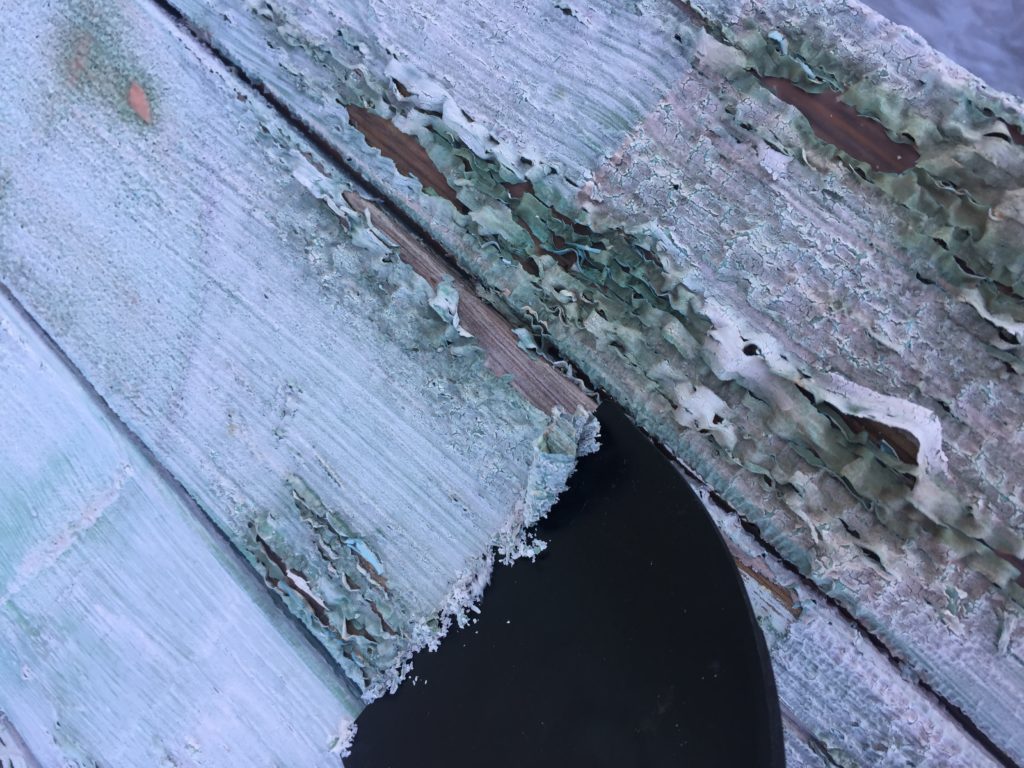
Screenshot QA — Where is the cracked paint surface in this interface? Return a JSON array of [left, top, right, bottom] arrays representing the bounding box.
[[167, 0, 1024, 761], [172, 0, 1024, 588]]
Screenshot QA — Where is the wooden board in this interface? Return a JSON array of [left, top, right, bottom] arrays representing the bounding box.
[[791, 0, 1024, 102], [161, 0, 1024, 762], [704, 489, 1001, 767], [0, 293, 360, 765], [3, 0, 1022, 762], [0, 0, 594, 720]]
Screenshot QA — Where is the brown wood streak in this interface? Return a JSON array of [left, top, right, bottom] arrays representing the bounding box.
[[761, 76, 920, 173], [721, 536, 802, 619], [342, 191, 595, 416], [734, 558, 802, 619], [346, 105, 469, 213], [343, 106, 592, 414]]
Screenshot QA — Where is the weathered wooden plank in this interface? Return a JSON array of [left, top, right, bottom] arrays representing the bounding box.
[[0, 294, 361, 765], [705, 489, 1000, 767], [341, 190, 594, 415], [162, 0, 1024, 760], [0, 0, 594, 705]]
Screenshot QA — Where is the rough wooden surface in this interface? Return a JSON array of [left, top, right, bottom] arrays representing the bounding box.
[[342, 190, 594, 415], [860, 0, 1024, 99], [0, 0, 596, 755], [163, 0, 1024, 762], [0, 293, 360, 765], [706, 487, 1001, 767], [0, 713, 35, 768], [2, 0, 1022, 762]]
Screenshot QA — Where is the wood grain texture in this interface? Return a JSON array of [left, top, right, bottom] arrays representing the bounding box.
[[817, 0, 1024, 99], [163, 0, 1024, 761], [0, 714, 36, 768], [0, 294, 360, 766], [0, 0, 594, 711], [758, 76, 920, 173], [341, 190, 594, 415], [705, 490, 1001, 767]]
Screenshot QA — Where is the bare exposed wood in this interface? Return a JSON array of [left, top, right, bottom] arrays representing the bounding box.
[[0, 3, 595, 755], [343, 191, 594, 415], [347, 106, 466, 211], [760, 76, 920, 172]]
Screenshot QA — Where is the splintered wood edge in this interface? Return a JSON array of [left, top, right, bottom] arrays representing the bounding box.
[[343, 191, 595, 416]]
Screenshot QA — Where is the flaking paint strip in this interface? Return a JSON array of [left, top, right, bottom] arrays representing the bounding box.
[[233, 151, 604, 699], [682, 0, 1024, 339]]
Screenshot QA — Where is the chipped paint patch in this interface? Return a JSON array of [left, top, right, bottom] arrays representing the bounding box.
[[0, 293, 361, 767], [133, 0, 1024, 760], [760, 76, 919, 172], [127, 81, 151, 123], [1, 0, 600, 718]]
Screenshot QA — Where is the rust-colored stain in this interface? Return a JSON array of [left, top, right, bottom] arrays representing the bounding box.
[[128, 81, 151, 124], [840, 413, 920, 466], [346, 105, 466, 212], [761, 76, 919, 173], [67, 34, 92, 85], [733, 557, 801, 619]]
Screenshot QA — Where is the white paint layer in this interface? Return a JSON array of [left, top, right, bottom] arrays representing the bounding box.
[[0, 295, 361, 766]]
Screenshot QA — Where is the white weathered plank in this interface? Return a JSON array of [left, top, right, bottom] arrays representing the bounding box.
[[0, 0, 593, 704], [161, 0, 1024, 760], [0, 713, 36, 768], [0, 295, 360, 766]]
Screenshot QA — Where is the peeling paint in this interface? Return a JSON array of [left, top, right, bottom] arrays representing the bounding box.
[[759, 76, 919, 173], [248, 475, 405, 694], [683, 0, 1024, 338], [172, 0, 1024, 597], [164, 0, 1024, 757], [0, 0, 599, 740], [0, 294, 361, 767], [2, 0, 1021, 759]]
